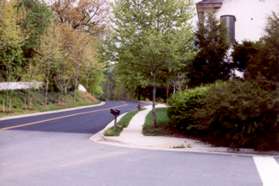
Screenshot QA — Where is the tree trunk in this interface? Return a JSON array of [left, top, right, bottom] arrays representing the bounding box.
[[2, 100, 5, 113], [44, 79, 49, 107], [27, 63, 32, 108], [166, 84, 169, 102], [74, 64, 80, 103], [152, 76, 157, 128], [137, 87, 141, 111]]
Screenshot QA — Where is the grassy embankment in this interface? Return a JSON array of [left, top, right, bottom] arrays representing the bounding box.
[[0, 90, 99, 118], [104, 111, 138, 136]]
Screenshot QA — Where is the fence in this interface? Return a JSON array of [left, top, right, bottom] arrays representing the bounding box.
[[0, 82, 43, 91]]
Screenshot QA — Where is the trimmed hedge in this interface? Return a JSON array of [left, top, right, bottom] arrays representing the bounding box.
[[168, 80, 279, 150], [168, 82, 224, 132]]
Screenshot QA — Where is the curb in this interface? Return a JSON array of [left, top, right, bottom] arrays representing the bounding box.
[[0, 102, 105, 121], [95, 138, 279, 158], [90, 110, 279, 158], [90, 112, 128, 142]]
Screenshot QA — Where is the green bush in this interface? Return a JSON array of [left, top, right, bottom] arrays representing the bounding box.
[[168, 80, 279, 150], [195, 80, 279, 150], [232, 41, 260, 72], [167, 84, 211, 132], [244, 13, 279, 86]]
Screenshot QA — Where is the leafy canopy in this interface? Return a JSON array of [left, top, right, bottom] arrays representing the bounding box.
[[101, 0, 195, 93]]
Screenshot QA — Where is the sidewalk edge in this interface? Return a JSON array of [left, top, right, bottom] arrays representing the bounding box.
[[90, 108, 279, 158], [90, 112, 128, 142]]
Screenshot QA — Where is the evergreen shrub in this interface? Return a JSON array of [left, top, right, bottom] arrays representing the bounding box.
[[168, 80, 279, 150]]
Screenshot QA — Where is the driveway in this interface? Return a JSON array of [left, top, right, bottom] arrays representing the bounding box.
[[0, 101, 275, 186]]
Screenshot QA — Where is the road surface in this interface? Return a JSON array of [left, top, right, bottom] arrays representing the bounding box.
[[0, 101, 277, 186]]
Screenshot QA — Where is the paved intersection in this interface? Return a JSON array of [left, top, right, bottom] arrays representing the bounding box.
[[0, 101, 278, 186]]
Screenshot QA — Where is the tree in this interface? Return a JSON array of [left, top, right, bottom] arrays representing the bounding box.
[[36, 22, 63, 105], [18, 0, 53, 58], [37, 21, 104, 102], [79, 39, 104, 96], [101, 0, 195, 127], [232, 41, 260, 72], [0, 0, 23, 82], [245, 12, 279, 85], [188, 14, 230, 87], [49, 0, 107, 97], [0, 0, 24, 112], [51, 0, 108, 35]]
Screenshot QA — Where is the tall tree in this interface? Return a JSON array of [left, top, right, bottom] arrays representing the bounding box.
[[188, 14, 230, 87], [101, 0, 195, 127], [36, 23, 63, 104], [17, 0, 53, 59], [0, 0, 23, 81], [51, 0, 108, 35], [37, 22, 104, 100], [232, 41, 260, 72], [245, 12, 279, 85], [0, 0, 24, 112]]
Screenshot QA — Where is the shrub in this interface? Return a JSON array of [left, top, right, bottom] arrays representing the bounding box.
[[168, 83, 213, 132], [245, 13, 279, 85], [168, 80, 279, 150], [232, 41, 260, 72], [195, 80, 279, 150]]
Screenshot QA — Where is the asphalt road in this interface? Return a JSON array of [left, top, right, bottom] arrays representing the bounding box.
[[0, 101, 272, 186]]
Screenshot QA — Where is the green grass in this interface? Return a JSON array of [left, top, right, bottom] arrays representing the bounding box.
[[104, 111, 138, 136], [0, 90, 99, 118], [143, 108, 180, 136]]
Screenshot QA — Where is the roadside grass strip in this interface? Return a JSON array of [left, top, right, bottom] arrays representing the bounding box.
[[143, 108, 172, 136], [253, 156, 279, 186], [104, 111, 138, 136]]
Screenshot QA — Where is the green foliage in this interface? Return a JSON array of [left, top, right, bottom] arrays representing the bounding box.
[[0, 90, 97, 117], [188, 14, 231, 87], [0, 0, 23, 81], [18, 0, 53, 52], [245, 12, 279, 84], [0, 0, 106, 114], [167, 83, 215, 131], [169, 80, 279, 150], [104, 111, 138, 136], [101, 0, 195, 93], [232, 41, 260, 72], [195, 80, 279, 150], [36, 22, 104, 97], [100, 0, 195, 127], [104, 125, 123, 136], [143, 108, 173, 136]]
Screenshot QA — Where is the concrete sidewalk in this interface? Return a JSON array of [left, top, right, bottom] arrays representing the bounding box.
[[91, 104, 279, 157]]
